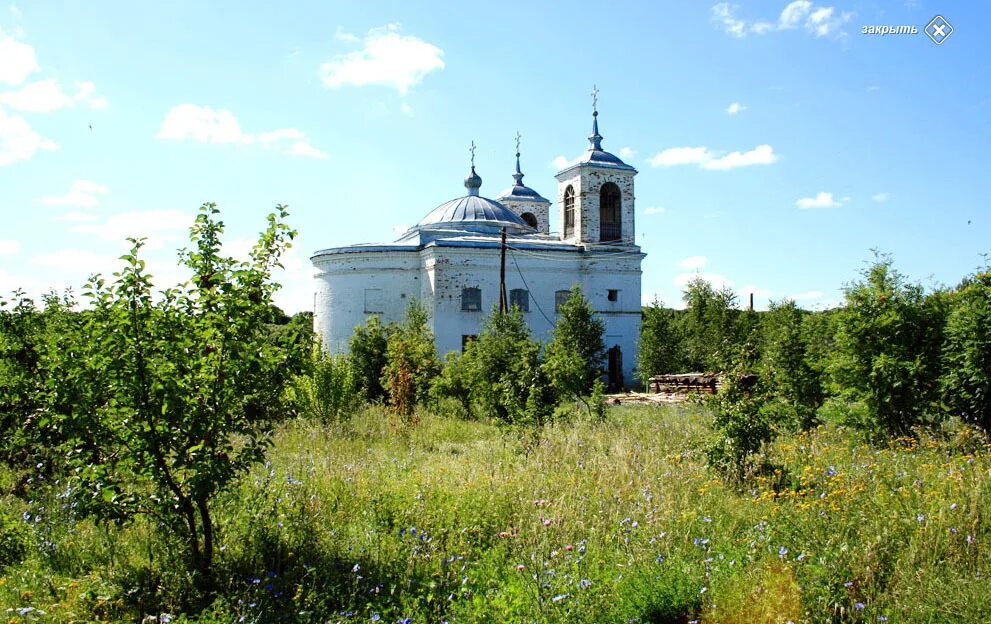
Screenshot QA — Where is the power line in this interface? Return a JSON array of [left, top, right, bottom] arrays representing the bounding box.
[[509, 249, 555, 327]]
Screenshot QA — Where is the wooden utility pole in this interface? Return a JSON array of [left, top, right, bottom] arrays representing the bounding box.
[[499, 228, 508, 315]]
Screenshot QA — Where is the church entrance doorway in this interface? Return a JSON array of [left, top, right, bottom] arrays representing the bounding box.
[[607, 345, 623, 391]]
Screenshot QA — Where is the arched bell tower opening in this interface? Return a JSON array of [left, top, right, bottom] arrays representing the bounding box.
[[599, 182, 621, 241], [563, 185, 576, 238]]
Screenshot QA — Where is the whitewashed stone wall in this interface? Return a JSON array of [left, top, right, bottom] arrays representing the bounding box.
[[501, 198, 550, 234], [313, 244, 643, 385]]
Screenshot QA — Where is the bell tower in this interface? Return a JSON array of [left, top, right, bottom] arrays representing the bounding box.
[[555, 87, 637, 245]]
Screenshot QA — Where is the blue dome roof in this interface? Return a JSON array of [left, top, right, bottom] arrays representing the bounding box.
[[417, 195, 533, 232], [497, 183, 549, 203]]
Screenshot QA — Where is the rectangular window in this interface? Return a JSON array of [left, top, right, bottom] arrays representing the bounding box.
[[510, 288, 529, 312], [364, 288, 383, 313], [461, 287, 481, 311], [461, 334, 477, 352], [607, 289, 619, 302], [555, 289, 571, 312]]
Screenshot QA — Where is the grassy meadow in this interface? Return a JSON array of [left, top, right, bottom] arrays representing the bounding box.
[[1, 403, 989, 623]]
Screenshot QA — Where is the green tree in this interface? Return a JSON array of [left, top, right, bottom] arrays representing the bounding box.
[[466, 306, 554, 427], [382, 300, 439, 422], [51, 203, 296, 586], [348, 315, 392, 402], [545, 284, 606, 394], [829, 253, 947, 439], [678, 277, 740, 372], [290, 350, 357, 424], [762, 299, 823, 430], [637, 298, 684, 382], [941, 269, 991, 432]]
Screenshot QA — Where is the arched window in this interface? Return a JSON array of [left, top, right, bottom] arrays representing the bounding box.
[[521, 212, 538, 228], [563, 185, 575, 238], [555, 289, 571, 312], [600, 182, 621, 241]]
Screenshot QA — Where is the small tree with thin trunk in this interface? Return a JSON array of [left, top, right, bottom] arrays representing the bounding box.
[[52, 203, 295, 589]]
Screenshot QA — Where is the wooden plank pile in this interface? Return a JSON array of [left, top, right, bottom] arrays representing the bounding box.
[[647, 373, 719, 395]]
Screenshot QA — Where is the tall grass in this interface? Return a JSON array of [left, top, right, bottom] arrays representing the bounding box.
[[1, 404, 988, 623]]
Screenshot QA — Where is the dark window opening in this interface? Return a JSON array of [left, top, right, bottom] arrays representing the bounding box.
[[510, 288, 529, 312], [563, 185, 575, 238], [461, 287, 481, 311], [461, 334, 477, 352], [599, 182, 622, 242], [607, 289, 619, 302], [521, 212, 538, 228], [555, 289, 571, 312]]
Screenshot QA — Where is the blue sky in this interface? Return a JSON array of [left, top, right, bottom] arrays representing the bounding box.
[[1, 1, 988, 312]]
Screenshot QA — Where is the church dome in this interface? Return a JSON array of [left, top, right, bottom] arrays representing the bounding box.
[[415, 162, 535, 233], [557, 102, 636, 173]]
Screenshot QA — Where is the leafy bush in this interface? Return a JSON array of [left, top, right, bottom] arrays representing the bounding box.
[[829, 253, 947, 439], [637, 298, 684, 383], [430, 351, 474, 419], [941, 269, 991, 432], [348, 315, 392, 404], [290, 351, 358, 424], [545, 285, 606, 394], [678, 276, 740, 372], [461, 306, 555, 427], [382, 300, 439, 423], [42, 203, 296, 585], [706, 343, 778, 479], [762, 299, 823, 430]]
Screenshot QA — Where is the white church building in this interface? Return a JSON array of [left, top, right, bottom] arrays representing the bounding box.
[[312, 101, 645, 388]]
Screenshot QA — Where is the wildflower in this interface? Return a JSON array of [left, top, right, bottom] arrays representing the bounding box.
[[844, 581, 853, 588], [703, 516, 712, 523], [778, 546, 788, 557], [826, 466, 837, 477], [950, 502, 958, 510], [796, 552, 806, 562], [656, 555, 665, 563], [552, 593, 570, 602], [917, 513, 925, 523], [371, 614, 381, 622], [855, 602, 865, 610], [700, 586, 707, 594], [878, 617, 888, 622], [950, 527, 957, 534], [516, 564, 525, 571], [542, 518, 552, 527], [565, 544, 573, 551], [497, 531, 510, 539], [579, 578, 592, 588]]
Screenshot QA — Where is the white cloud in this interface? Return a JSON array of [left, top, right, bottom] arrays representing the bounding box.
[[55, 210, 98, 222], [334, 27, 360, 43], [286, 140, 328, 159], [867, 85, 881, 92], [32, 247, 115, 271], [617, 146, 635, 160], [551, 155, 578, 170], [726, 102, 747, 115], [648, 146, 710, 167], [677, 255, 708, 270], [400, 102, 413, 116], [70, 209, 194, 250], [0, 106, 57, 166], [712, 3, 747, 37], [320, 23, 444, 95], [0, 34, 37, 85], [41, 180, 108, 208], [157, 104, 250, 144], [0, 78, 107, 113], [711, 2, 851, 39], [704, 144, 777, 170], [872, 192, 890, 203], [643, 206, 665, 215], [796, 191, 844, 209], [0, 238, 20, 255], [156, 104, 326, 158], [791, 290, 825, 300], [648, 144, 777, 170]]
